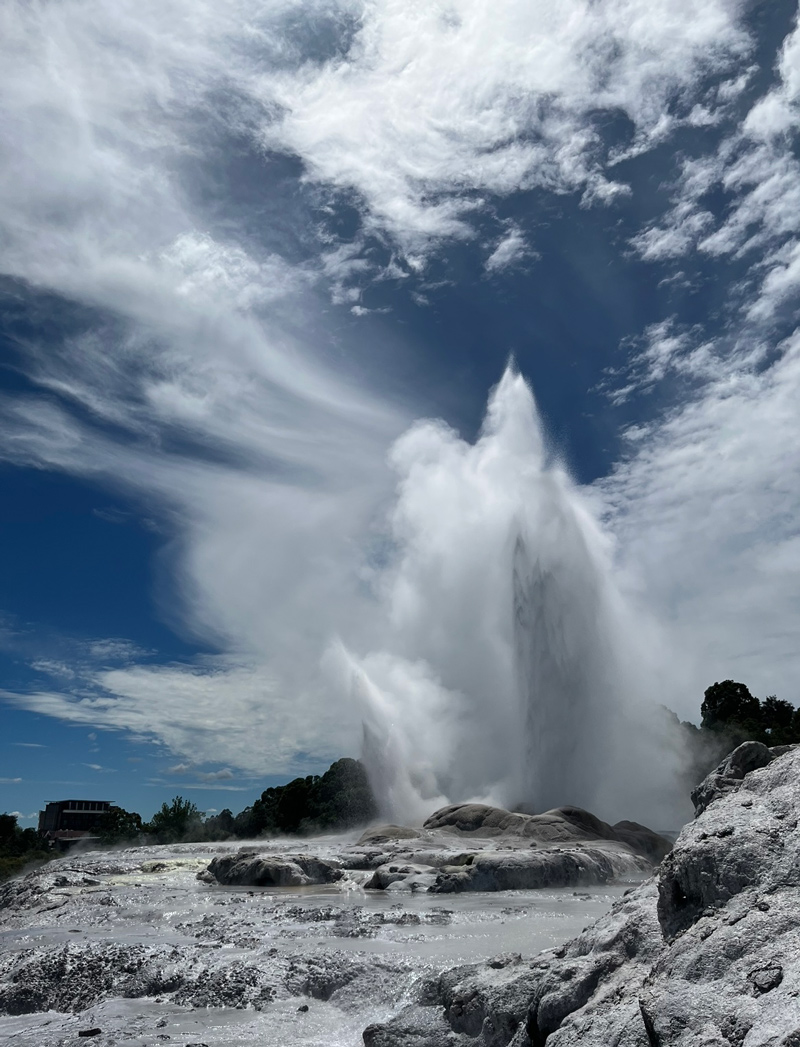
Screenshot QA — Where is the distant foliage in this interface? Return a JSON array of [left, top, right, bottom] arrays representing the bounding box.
[[145, 796, 204, 843], [5, 758, 374, 869], [674, 679, 800, 789], [701, 680, 761, 732], [701, 679, 800, 747], [233, 758, 378, 838], [80, 759, 378, 851], [0, 813, 51, 882], [98, 805, 144, 845]]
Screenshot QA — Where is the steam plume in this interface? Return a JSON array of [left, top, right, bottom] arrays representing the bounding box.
[[332, 367, 687, 826]]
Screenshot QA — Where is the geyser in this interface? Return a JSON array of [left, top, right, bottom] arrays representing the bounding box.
[[334, 367, 684, 827]]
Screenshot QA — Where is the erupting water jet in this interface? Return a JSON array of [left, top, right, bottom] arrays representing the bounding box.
[[333, 367, 685, 827]]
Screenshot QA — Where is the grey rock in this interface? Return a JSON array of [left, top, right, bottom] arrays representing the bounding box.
[[365, 744, 800, 1047], [423, 803, 672, 862], [360, 804, 665, 895], [204, 851, 344, 887], [430, 847, 650, 893], [364, 1006, 468, 1047], [610, 820, 673, 863], [0, 936, 407, 1016], [424, 804, 535, 836], [690, 739, 775, 816], [365, 862, 437, 890], [357, 824, 423, 845]]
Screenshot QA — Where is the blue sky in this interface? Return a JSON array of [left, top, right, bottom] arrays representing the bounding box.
[[2, 0, 800, 823]]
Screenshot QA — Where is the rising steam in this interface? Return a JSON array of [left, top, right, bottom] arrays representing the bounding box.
[[331, 367, 689, 828]]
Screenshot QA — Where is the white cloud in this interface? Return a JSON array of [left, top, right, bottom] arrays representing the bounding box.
[[485, 226, 531, 273], [0, 778, 22, 785], [261, 0, 749, 253], [86, 641, 150, 665], [167, 763, 192, 775], [633, 13, 800, 319], [166, 763, 236, 780], [601, 330, 800, 713], [4, 0, 746, 271], [1, 660, 362, 777], [598, 13, 800, 719], [30, 660, 77, 680], [196, 768, 235, 781]]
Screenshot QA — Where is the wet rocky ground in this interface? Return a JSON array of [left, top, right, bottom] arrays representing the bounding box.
[[366, 743, 800, 1047], [0, 834, 639, 1047]]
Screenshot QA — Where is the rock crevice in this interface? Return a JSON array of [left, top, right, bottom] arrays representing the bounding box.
[[366, 744, 800, 1046]]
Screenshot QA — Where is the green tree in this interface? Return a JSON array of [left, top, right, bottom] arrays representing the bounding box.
[[275, 776, 318, 833], [313, 758, 378, 829], [0, 813, 51, 883], [98, 806, 144, 844], [204, 808, 235, 838], [227, 759, 377, 839], [701, 680, 761, 731], [146, 796, 203, 843], [761, 696, 795, 740]]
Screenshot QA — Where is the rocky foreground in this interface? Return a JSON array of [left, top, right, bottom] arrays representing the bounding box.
[[3, 743, 795, 1046], [0, 840, 629, 1046], [367, 742, 800, 1046]]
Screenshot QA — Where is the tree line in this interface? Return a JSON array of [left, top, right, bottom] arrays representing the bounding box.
[[0, 757, 378, 879], [99, 755, 378, 845], [699, 679, 800, 744], [668, 679, 800, 785], [0, 814, 50, 883]]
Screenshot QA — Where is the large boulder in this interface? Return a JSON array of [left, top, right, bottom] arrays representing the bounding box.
[[424, 804, 533, 835], [690, 739, 779, 815], [356, 824, 423, 846], [423, 803, 672, 862], [430, 847, 650, 893], [365, 862, 438, 891], [203, 852, 344, 887], [358, 802, 669, 894], [363, 743, 800, 1046]]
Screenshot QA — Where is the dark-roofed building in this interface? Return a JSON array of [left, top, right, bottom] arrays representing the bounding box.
[[38, 799, 113, 844]]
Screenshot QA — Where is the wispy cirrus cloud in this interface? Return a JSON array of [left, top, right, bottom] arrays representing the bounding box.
[[1, 658, 360, 777], [603, 9, 800, 706]]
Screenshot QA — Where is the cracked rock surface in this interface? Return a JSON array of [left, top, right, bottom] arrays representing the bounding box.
[[368, 743, 800, 1047]]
